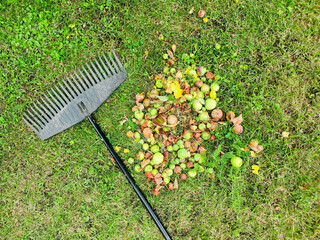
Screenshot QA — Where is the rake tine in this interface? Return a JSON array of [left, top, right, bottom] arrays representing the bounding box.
[[98, 55, 112, 77], [27, 108, 44, 128], [23, 113, 40, 132], [47, 90, 62, 111], [85, 62, 99, 84], [50, 87, 66, 109], [43, 92, 60, 113], [74, 70, 89, 90], [94, 58, 108, 80], [62, 79, 76, 99], [70, 73, 85, 92], [66, 76, 80, 96], [81, 65, 95, 86], [75, 69, 92, 88], [33, 102, 50, 122], [108, 52, 120, 73], [39, 97, 54, 118], [51, 88, 74, 124], [112, 49, 125, 72], [90, 60, 104, 82], [54, 85, 69, 105], [102, 53, 116, 75], [58, 82, 73, 102]]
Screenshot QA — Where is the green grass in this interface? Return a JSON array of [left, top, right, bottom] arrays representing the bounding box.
[[1, 0, 320, 239]]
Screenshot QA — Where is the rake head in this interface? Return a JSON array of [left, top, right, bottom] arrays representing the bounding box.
[[23, 50, 127, 140]]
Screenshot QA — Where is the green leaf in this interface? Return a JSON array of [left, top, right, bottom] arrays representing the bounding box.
[[156, 95, 169, 101]]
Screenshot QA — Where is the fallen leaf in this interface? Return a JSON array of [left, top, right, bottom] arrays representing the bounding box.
[[198, 10, 205, 18], [248, 140, 259, 149], [132, 106, 138, 112], [120, 116, 128, 125], [144, 51, 148, 56], [143, 128, 152, 138], [124, 149, 130, 153], [141, 159, 150, 170], [154, 173, 163, 185], [168, 59, 174, 65], [170, 81, 183, 99], [252, 165, 259, 175], [206, 72, 214, 79], [152, 188, 161, 196], [172, 44, 177, 53], [203, 17, 209, 22], [153, 114, 167, 126], [141, 120, 148, 130], [250, 151, 256, 157], [167, 49, 174, 60], [231, 114, 243, 126], [275, 206, 280, 211], [173, 178, 178, 189], [115, 146, 121, 152], [218, 121, 227, 125], [282, 131, 290, 138], [188, 7, 194, 14], [127, 131, 134, 138], [299, 185, 307, 190]]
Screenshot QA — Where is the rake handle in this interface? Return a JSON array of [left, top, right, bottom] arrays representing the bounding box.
[[87, 115, 172, 240]]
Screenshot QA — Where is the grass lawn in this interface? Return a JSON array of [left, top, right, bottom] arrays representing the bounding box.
[[1, 0, 320, 239]]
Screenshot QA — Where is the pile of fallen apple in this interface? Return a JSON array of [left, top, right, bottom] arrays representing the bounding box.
[[126, 51, 263, 195]]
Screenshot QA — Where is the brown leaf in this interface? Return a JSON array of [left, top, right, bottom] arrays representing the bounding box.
[[172, 44, 177, 53], [248, 140, 259, 150], [141, 159, 150, 170], [198, 10, 205, 18], [153, 114, 167, 126], [173, 178, 178, 189], [141, 120, 148, 130], [132, 106, 138, 112], [249, 141, 264, 153], [152, 188, 161, 196], [167, 49, 174, 60], [168, 59, 174, 65], [154, 173, 163, 185], [120, 116, 128, 125], [188, 6, 194, 14], [218, 121, 227, 125], [206, 72, 214, 79], [194, 132, 201, 140], [168, 182, 174, 190], [282, 131, 290, 138], [231, 114, 243, 126], [145, 171, 154, 179], [299, 185, 307, 190], [143, 128, 152, 139], [126, 131, 134, 138]]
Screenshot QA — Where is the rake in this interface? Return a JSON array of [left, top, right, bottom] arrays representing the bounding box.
[[23, 50, 172, 240]]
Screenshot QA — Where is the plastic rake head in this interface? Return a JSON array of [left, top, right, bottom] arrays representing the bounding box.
[[23, 50, 127, 140]]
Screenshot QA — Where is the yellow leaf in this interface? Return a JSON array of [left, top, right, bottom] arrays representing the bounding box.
[[185, 68, 191, 74], [203, 18, 209, 22], [66, 35, 70, 39], [250, 151, 256, 157], [210, 90, 216, 99], [144, 51, 148, 56], [252, 165, 259, 175], [70, 24, 75, 28], [155, 127, 159, 134], [115, 146, 121, 152], [124, 149, 130, 153], [170, 81, 183, 99]]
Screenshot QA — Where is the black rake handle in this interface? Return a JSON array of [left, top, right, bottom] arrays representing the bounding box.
[[87, 115, 172, 240]]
